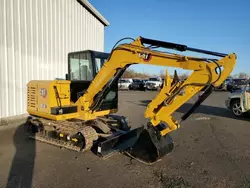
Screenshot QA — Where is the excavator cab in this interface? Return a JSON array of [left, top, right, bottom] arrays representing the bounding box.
[[66, 50, 118, 112]]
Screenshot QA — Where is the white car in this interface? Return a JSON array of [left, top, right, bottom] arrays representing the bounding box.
[[144, 77, 163, 90], [225, 81, 250, 117], [118, 79, 133, 90]]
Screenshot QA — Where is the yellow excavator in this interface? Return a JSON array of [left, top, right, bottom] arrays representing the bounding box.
[[25, 36, 236, 164]]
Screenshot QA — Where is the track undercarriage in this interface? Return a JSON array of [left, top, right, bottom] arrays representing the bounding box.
[[25, 117, 98, 152], [25, 115, 174, 164]]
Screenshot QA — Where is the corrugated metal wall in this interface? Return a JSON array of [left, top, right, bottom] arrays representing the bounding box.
[[0, 0, 105, 118]]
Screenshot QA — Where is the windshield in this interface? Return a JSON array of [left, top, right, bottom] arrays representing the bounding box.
[[133, 79, 142, 83], [69, 53, 93, 81], [234, 79, 247, 84], [245, 85, 250, 91], [119, 80, 130, 83], [225, 78, 231, 83], [149, 78, 159, 81]]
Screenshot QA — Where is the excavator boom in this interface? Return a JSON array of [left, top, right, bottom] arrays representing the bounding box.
[[72, 36, 236, 163], [78, 36, 236, 135], [25, 36, 236, 164]]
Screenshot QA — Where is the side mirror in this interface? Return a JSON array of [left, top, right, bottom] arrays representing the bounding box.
[[65, 74, 69, 80]]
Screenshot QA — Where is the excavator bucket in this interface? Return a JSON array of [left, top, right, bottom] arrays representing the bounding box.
[[125, 126, 174, 164]]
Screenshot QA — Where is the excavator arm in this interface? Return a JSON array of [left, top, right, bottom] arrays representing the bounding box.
[[25, 36, 237, 165], [77, 36, 236, 138]]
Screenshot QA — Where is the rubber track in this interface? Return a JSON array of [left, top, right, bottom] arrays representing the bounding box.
[[29, 134, 82, 152], [26, 117, 98, 152]]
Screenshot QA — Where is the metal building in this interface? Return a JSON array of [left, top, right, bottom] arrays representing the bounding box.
[[0, 0, 109, 119]]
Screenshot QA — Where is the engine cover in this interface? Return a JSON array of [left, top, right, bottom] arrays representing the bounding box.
[[27, 80, 77, 119]]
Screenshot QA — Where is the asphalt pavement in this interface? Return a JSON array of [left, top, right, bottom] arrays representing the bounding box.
[[0, 91, 250, 188]]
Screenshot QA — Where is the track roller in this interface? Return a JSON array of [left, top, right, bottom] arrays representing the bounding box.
[[25, 117, 98, 152]]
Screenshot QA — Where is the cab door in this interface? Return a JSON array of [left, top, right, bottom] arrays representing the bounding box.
[[91, 51, 118, 112]]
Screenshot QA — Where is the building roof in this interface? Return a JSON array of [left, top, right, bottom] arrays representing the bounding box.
[[77, 0, 110, 26]]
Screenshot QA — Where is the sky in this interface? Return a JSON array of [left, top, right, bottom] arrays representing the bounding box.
[[89, 0, 250, 76]]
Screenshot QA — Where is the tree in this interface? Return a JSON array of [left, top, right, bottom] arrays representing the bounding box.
[[120, 68, 191, 80], [231, 72, 249, 79], [238, 72, 249, 79], [178, 73, 188, 80], [121, 69, 151, 79], [159, 70, 165, 79], [122, 69, 135, 78]]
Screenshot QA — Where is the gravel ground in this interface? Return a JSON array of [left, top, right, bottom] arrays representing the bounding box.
[[0, 91, 250, 188]]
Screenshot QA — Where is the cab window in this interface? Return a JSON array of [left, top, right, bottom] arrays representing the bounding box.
[[69, 53, 93, 81]]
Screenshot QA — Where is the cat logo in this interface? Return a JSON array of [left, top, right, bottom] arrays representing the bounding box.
[[40, 88, 47, 98], [138, 52, 152, 62]]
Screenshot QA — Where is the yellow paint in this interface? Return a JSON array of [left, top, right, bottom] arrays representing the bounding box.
[[27, 108, 80, 120], [27, 78, 116, 121], [71, 138, 78, 142], [26, 36, 237, 138]]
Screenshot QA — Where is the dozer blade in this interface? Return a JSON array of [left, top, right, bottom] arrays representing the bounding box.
[[125, 126, 174, 165], [95, 126, 144, 159]]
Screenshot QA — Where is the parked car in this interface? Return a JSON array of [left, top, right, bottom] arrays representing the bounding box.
[[129, 79, 146, 91], [144, 77, 163, 91], [225, 77, 233, 85], [226, 78, 248, 92], [118, 79, 133, 90], [225, 80, 250, 117], [214, 80, 227, 91]]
